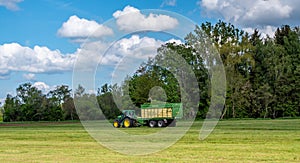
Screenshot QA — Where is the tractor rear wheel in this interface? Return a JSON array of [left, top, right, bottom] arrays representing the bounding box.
[[113, 120, 120, 128], [157, 120, 165, 127], [123, 118, 131, 128], [149, 120, 157, 128]]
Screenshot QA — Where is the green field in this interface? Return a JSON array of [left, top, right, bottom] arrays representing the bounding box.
[[0, 119, 299, 162]]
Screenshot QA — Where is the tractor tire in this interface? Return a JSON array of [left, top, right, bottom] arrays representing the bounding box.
[[132, 119, 138, 127], [157, 120, 165, 127], [113, 120, 120, 128], [123, 118, 131, 128], [149, 120, 157, 128]]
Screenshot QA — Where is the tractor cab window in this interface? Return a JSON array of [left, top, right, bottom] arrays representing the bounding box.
[[122, 111, 128, 116], [129, 111, 134, 117], [122, 110, 135, 118]]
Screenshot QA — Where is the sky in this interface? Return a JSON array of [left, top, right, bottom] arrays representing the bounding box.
[[0, 0, 299, 104]]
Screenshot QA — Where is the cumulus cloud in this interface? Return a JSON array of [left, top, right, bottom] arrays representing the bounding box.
[[57, 15, 113, 39], [73, 40, 109, 70], [200, 0, 218, 10], [112, 35, 163, 59], [74, 34, 183, 69], [166, 38, 183, 45], [160, 0, 177, 7], [0, 0, 23, 11], [0, 36, 182, 78], [0, 43, 76, 78], [104, 35, 182, 65], [243, 25, 277, 38], [199, 0, 300, 36], [113, 5, 179, 32], [75, 35, 164, 69], [23, 73, 36, 81], [1, 5, 183, 79], [32, 82, 51, 93], [109, 35, 183, 84]]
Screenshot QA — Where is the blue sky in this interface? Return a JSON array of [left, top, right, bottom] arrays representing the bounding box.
[[0, 0, 299, 103]]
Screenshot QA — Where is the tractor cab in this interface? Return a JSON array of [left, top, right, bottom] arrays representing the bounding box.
[[122, 110, 136, 119]]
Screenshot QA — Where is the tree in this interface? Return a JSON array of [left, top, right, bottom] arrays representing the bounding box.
[[62, 97, 78, 120], [74, 85, 85, 98], [48, 85, 74, 120], [74, 85, 103, 120], [16, 83, 45, 121], [48, 85, 71, 105], [97, 84, 121, 120], [190, 21, 254, 118], [3, 94, 20, 122], [123, 40, 208, 118]]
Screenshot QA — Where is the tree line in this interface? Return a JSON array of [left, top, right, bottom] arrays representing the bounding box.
[[2, 83, 77, 121], [200, 21, 300, 119], [1, 83, 121, 122], [2, 20, 300, 121], [118, 21, 300, 119]]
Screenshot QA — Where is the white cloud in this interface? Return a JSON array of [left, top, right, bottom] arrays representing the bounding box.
[[75, 35, 183, 69], [242, 0, 292, 26], [113, 5, 179, 32], [104, 35, 183, 68], [73, 40, 109, 70], [0, 0, 23, 11], [160, 0, 177, 7], [112, 35, 163, 59], [0, 43, 76, 78], [23, 73, 36, 81], [243, 25, 277, 38], [200, 0, 218, 10], [104, 35, 176, 64], [166, 38, 183, 45], [0, 5, 184, 79], [32, 82, 51, 93], [109, 36, 183, 85], [0, 36, 182, 78], [57, 15, 113, 38], [200, 0, 299, 37], [75, 35, 163, 69]]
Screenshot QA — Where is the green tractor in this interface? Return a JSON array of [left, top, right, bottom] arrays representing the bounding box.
[[113, 103, 183, 128], [113, 110, 141, 128]]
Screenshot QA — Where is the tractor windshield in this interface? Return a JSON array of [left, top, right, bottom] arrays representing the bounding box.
[[122, 110, 135, 118]]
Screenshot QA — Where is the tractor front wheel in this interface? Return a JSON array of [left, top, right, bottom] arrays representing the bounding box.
[[113, 120, 120, 128]]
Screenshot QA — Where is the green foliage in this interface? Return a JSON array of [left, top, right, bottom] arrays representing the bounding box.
[[0, 107, 3, 122], [94, 22, 300, 120], [122, 42, 208, 119], [97, 91, 121, 120], [3, 83, 77, 122], [2, 21, 300, 121]]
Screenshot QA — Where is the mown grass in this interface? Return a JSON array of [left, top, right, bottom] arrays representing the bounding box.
[[0, 119, 299, 162]]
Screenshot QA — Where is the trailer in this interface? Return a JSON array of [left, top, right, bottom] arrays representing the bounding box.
[[113, 103, 183, 128]]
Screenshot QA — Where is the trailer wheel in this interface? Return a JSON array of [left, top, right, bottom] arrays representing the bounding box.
[[113, 120, 120, 128], [123, 118, 131, 128], [149, 120, 157, 128], [157, 120, 165, 127]]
